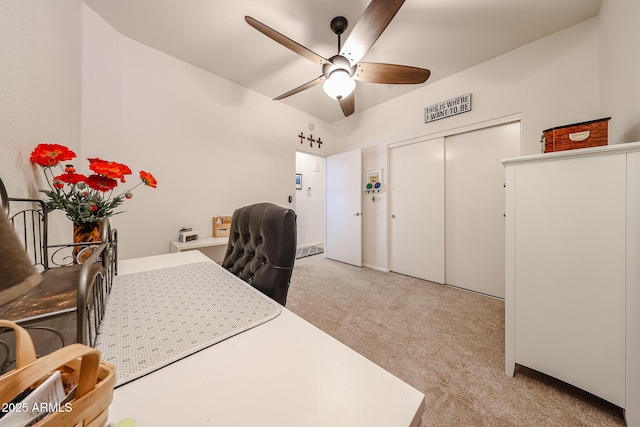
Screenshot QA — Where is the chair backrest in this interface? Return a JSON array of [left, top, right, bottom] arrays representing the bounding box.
[[0, 178, 8, 216], [222, 202, 297, 306]]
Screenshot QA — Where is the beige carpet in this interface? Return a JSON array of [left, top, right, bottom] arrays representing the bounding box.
[[287, 256, 626, 427]]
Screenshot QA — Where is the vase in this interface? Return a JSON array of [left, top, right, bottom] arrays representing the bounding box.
[[73, 221, 103, 262]]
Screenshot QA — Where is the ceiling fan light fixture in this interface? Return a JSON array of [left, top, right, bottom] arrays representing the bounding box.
[[247, 2, 430, 117], [323, 69, 355, 100]]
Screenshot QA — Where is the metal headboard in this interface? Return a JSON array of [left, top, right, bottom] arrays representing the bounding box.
[[0, 177, 9, 216]]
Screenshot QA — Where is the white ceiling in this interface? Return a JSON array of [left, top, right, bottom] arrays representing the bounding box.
[[83, 0, 602, 123]]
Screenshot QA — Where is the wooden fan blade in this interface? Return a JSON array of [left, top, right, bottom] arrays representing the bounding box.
[[245, 16, 327, 65], [339, 92, 355, 117], [274, 75, 326, 100], [340, 0, 405, 65], [355, 62, 430, 84]]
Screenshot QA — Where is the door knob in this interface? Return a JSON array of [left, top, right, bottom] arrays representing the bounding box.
[[391, 214, 396, 219], [353, 212, 361, 216]]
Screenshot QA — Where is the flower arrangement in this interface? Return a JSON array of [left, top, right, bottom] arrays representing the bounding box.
[[30, 143, 157, 224]]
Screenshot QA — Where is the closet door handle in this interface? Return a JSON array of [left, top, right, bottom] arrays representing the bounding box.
[[391, 214, 396, 219]]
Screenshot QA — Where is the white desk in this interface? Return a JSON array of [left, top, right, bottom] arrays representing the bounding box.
[[107, 252, 425, 426], [169, 236, 229, 263], [169, 236, 228, 253]]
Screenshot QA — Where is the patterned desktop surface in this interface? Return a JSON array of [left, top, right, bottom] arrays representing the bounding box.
[[95, 261, 281, 386]]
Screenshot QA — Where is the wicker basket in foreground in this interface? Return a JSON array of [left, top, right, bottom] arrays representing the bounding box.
[[0, 319, 116, 427]]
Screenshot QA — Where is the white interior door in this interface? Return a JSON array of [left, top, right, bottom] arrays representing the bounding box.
[[445, 122, 521, 298], [389, 138, 445, 283], [326, 149, 362, 266]]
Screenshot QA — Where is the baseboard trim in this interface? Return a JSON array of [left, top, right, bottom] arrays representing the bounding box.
[[363, 263, 390, 273], [297, 242, 324, 249]]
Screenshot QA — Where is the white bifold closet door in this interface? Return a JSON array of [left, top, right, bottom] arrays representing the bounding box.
[[389, 138, 445, 283], [444, 122, 521, 298], [389, 122, 520, 298]]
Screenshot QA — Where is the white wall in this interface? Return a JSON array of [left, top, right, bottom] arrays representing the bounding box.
[[0, 0, 82, 244], [333, 18, 600, 156], [362, 145, 388, 271], [598, 0, 640, 144], [81, 4, 121, 161], [331, 18, 600, 270], [81, 4, 336, 259], [295, 152, 325, 247], [5, 3, 636, 269]]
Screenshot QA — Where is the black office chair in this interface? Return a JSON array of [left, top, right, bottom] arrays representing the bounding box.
[[221, 202, 297, 306]]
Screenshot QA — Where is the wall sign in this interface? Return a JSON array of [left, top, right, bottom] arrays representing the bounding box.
[[425, 93, 472, 123]]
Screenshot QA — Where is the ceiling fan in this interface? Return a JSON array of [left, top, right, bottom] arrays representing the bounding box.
[[245, 0, 431, 117]]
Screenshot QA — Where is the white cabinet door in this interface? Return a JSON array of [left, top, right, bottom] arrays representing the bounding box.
[[514, 153, 626, 407], [626, 152, 640, 425], [444, 122, 520, 298], [389, 138, 445, 283]]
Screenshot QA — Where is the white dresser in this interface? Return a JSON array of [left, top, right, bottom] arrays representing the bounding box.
[[503, 142, 640, 426]]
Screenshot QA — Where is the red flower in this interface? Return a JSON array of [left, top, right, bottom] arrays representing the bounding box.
[[30, 144, 76, 167], [88, 158, 132, 182], [140, 171, 157, 188], [87, 174, 118, 192], [31, 143, 157, 223], [54, 173, 88, 185]]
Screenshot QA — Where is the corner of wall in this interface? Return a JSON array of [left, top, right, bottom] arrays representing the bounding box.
[[597, 0, 640, 144]]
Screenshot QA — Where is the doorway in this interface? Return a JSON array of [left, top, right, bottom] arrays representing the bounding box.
[[295, 152, 326, 252]]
